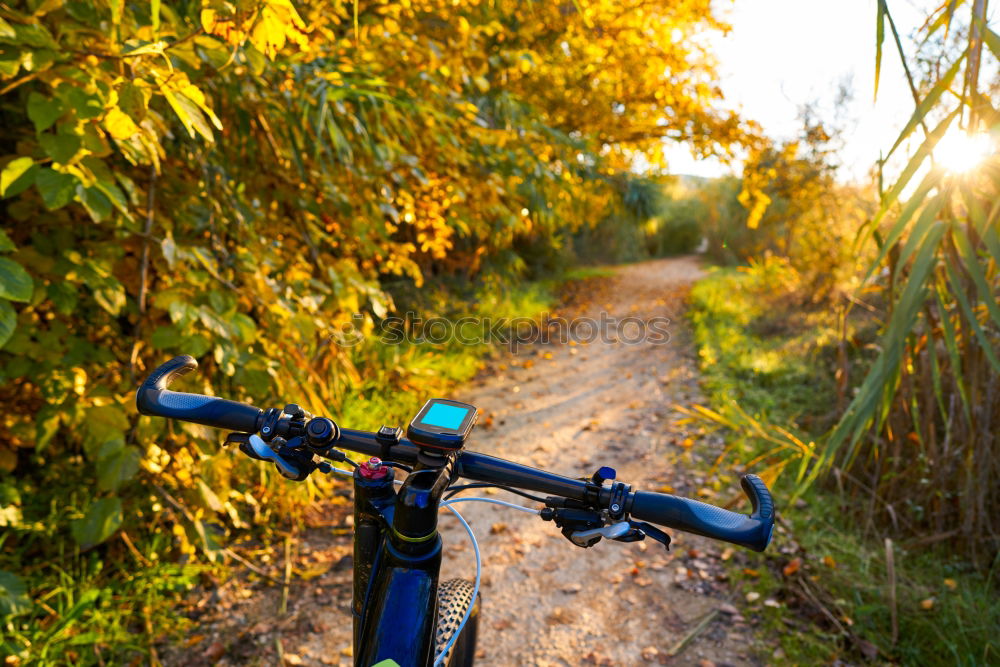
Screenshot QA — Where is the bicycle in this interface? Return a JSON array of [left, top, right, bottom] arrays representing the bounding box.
[[136, 355, 775, 667]]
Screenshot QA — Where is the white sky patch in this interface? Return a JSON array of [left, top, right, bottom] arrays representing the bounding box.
[[660, 0, 933, 183]]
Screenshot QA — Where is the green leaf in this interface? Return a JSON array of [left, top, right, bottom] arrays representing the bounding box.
[[97, 445, 141, 492], [0, 570, 31, 617], [39, 133, 82, 164], [0, 44, 20, 77], [70, 496, 122, 549], [0, 157, 38, 198], [62, 86, 103, 120], [6, 23, 57, 49], [35, 407, 61, 451], [162, 87, 215, 141], [35, 167, 77, 210], [47, 281, 78, 315], [151, 324, 179, 349], [122, 40, 168, 57], [118, 81, 147, 123], [83, 405, 128, 456], [78, 185, 112, 222], [27, 92, 63, 132], [0, 257, 33, 302], [94, 178, 129, 215], [0, 300, 15, 349], [94, 281, 126, 316], [0, 230, 14, 252], [0, 18, 15, 40]]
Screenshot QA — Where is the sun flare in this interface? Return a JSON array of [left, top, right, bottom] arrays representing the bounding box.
[[934, 130, 995, 173]]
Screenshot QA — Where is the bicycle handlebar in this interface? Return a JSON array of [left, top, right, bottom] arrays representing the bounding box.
[[135, 355, 263, 433], [628, 475, 774, 552], [135, 355, 775, 552]]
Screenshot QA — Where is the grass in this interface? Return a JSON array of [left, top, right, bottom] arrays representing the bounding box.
[[687, 261, 1000, 665]]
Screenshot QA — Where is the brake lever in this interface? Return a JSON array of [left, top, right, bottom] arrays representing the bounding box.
[[569, 521, 631, 547], [613, 520, 671, 551], [239, 434, 312, 481]]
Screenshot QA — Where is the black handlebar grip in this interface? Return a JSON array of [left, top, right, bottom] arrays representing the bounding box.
[[135, 355, 263, 433], [629, 474, 775, 552]]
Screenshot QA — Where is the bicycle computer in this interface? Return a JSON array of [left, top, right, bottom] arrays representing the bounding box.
[[407, 398, 479, 451]]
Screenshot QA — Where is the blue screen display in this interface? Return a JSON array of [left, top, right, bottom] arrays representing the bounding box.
[[420, 403, 469, 429]]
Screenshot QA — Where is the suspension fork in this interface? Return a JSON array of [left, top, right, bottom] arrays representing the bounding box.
[[352, 454, 457, 667]]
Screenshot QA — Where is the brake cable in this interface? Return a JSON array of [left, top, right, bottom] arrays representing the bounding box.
[[444, 482, 548, 504]]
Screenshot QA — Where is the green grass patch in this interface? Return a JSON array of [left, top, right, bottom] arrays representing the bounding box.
[[687, 262, 1000, 664]]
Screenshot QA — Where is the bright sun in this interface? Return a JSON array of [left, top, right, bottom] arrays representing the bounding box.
[[934, 130, 995, 173]]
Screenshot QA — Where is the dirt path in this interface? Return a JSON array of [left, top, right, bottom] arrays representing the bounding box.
[[175, 256, 761, 667]]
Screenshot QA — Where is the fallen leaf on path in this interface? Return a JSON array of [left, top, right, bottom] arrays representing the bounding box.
[[202, 641, 225, 662], [545, 607, 577, 625], [943, 578, 957, 590], [718, 602, 739, 615], [822, 555, 837, 568], [782, 557, 802, 576], [920, 597, 935, 610], [742, 568, 760, 578]]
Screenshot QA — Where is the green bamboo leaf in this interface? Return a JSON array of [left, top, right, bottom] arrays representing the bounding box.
[[0, 257, 33, 302], [986, 26, 1000, 61], [944, 253, 1000, 372], [885, 52, 964, 162], [960, 182, 1000, 268], [855, 110, 956, 254], [925, 0, 962, 39], [818, 223, 945, 479], [951, 224, 1000, 331], [875, 0, 886, 100], [0, 230, 13, 252], [926, 326, 947, 425], [934, 279, 972, 423], [893, 194, 947, 274], [151, 0, 161, 33]]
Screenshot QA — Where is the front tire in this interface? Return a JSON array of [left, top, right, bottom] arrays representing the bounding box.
[[434, 579, 480, 666]]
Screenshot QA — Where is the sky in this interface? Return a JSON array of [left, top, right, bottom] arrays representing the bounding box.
[[662, 0, 934, 182]]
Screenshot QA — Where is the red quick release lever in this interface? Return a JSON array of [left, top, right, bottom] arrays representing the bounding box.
[[359, 457, 388, 479]]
